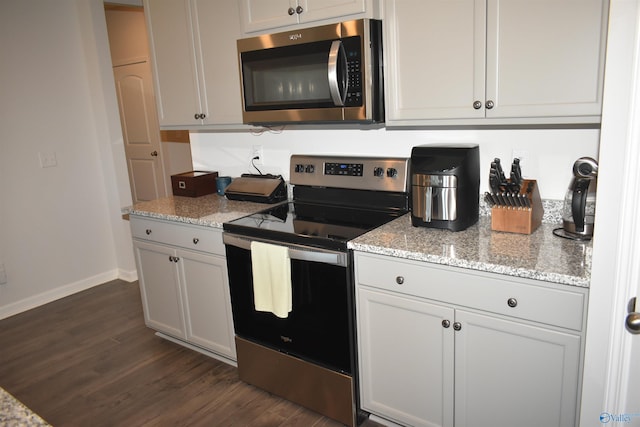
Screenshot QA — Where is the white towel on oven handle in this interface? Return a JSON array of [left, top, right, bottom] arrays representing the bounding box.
[[250, 241, 292, 318]]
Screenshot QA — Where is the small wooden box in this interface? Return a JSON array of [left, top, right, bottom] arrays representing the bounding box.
[[491, 179, 543, 235], [171, 170, 218, 197]]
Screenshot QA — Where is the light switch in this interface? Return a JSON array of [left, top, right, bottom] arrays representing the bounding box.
[[39, 151, 57, 168]]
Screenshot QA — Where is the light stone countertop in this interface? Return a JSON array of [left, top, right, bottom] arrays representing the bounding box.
[[0, 387, 50, 426], [124, 194, 284, 228], [348, 214, 591, 288], [123, 195, 590, 288]]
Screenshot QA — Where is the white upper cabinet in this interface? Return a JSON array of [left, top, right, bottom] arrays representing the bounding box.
[[239, 0, 370, 34], [384, 0, 609, 126], [144, 0, 244, 128]]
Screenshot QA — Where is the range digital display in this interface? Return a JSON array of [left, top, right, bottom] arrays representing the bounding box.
[[324, 162, 363, 176]]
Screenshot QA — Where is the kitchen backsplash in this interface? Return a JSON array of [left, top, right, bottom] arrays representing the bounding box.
[[190, 127, 600, 202]]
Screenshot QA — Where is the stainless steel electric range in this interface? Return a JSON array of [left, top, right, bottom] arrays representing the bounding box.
[[222, 155, 409, 426]]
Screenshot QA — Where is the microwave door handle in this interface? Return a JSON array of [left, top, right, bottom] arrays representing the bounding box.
[[328, 40, 348, 106]]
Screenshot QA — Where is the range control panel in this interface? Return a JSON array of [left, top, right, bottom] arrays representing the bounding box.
[[290, 155, 409, 192]]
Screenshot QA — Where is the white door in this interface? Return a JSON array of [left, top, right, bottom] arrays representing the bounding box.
[[113, 61, 167, 202]]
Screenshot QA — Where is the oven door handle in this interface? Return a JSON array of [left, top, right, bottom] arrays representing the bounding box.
[[223, 233, 348, 267]]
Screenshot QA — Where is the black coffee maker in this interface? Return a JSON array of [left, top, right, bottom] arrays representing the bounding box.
[[554, 157, 598, 240], [410, 144, 480, 231]]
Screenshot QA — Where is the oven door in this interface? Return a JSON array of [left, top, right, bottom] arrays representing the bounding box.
[[223, 233, 354, 374]]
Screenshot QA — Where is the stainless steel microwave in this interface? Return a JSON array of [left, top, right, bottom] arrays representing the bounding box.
[[237, 19, 384, 125]]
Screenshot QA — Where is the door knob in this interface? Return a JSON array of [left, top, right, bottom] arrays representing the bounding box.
[[626, 297, 640, 334]]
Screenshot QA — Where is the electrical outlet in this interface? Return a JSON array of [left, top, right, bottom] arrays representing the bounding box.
[[512, 150, 529, 170], [39, 151, 57, 168], [252, 145, 264, 165]]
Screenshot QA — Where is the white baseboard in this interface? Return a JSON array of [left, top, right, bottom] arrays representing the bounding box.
[[0, 269, 120, 320], [118, 268, 138, 283]]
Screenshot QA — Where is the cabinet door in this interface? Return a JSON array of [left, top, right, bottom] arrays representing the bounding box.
[[193, 0, 244, 126], [301, 0, 366, 23], [357, 286, 454, 427], [454, 310, 581, 427], [144, 0, 203, 126], [383, 0, 486, 123], [485, 0, 607, 119], [134, 240, 186, 339], [240, 0, 298, 33], [178, 249, 236, 359]]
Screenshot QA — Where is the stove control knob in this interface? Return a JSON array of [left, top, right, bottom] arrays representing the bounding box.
[[305, 164, 315, 173], [373, 167, 384, 177], [295, 164, 305, 173], [387, 168, 398, 178]]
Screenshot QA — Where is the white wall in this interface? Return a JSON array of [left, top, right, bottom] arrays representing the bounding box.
[[191, 127, 600, 201], [0, 0, 136, 319]]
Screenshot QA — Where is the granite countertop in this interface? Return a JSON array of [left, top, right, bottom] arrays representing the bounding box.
[[124, 194, 283, 228], [0, 387, 50, 426], [348, 214, 592, 288], [124, 195, 591, 288]]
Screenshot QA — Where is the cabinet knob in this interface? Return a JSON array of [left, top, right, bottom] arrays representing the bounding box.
[[145, 229, 152, 235], [626, 297, 640, 334], [395, 276, 404, 285], [486, 100, 495, 109], [442, 319, 451, 328], [473, 100, 482, 109], [168, 255, 173, 262], [507, 298, 518, 308], [193, 238, 199, 244], [453, 322, 462, 331], [288, 7, 295, 15], [194, 113, 199, 120], [150, 151, 158, 157], [296, 5, 303, 14]]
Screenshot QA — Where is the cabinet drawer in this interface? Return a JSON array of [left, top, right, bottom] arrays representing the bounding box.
[[355, 253, 586, 331], [130, 216, 225, 256]]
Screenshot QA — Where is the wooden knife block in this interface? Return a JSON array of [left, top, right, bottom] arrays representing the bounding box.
[[491, 179, 543, 235]]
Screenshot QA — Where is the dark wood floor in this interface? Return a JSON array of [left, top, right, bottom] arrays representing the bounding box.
[[0, 280, 382, 427]]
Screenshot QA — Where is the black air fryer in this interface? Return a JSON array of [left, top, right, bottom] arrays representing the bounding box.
[[410, 144, 480, 231]]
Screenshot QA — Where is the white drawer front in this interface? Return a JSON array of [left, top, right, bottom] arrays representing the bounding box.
[[130, 216, 225, 256], [355, 252, 586, 331]]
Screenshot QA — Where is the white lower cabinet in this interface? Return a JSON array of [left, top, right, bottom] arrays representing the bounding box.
[[355, 252, 585, 427], [131, 216, 236, 362]]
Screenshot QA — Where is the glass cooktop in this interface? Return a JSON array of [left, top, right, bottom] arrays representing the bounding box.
[[223, 201, 405, 251]]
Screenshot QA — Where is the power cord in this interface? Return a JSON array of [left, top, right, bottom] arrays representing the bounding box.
[[251, 156, 263, 175]]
